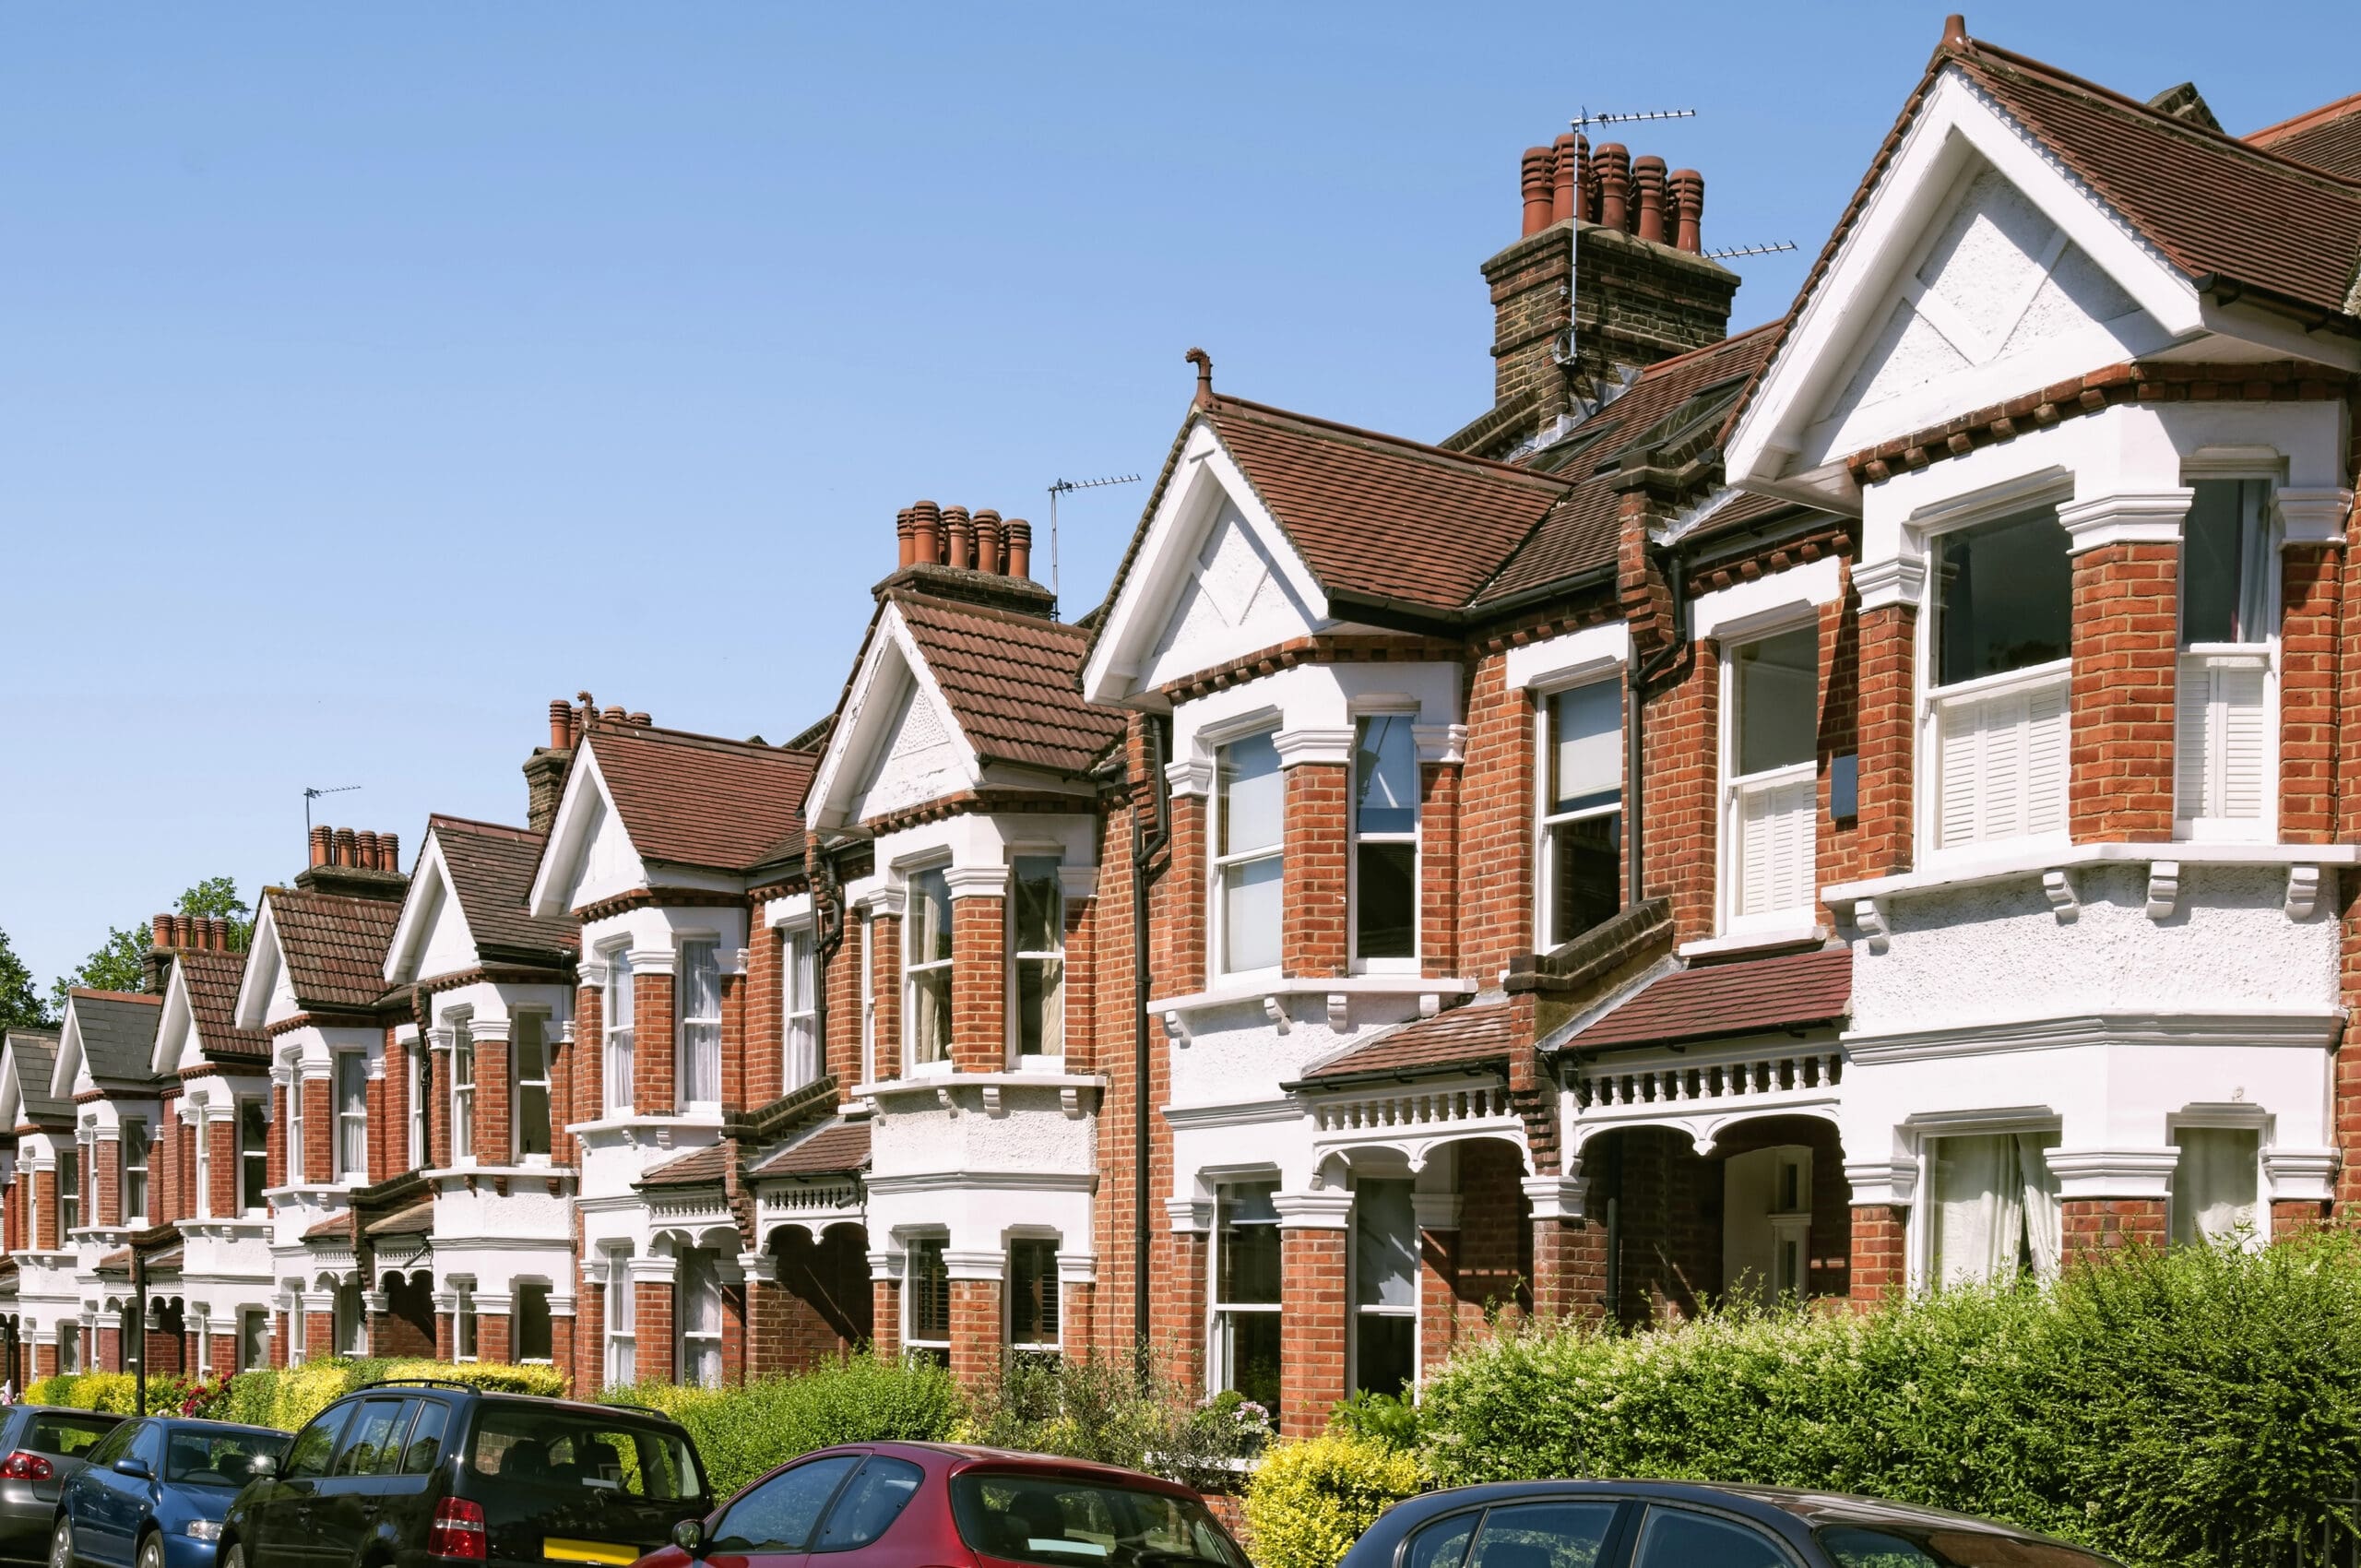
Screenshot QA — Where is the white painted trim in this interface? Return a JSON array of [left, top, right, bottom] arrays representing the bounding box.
[[804, 600, 987, 831], [2056, 489, 2193, 552], [1504, 621, 1631, 693], [1826, 839, 2354, 906], [2277, 489, 2354, 547], [1145, 975, 1477, 1016], [1691, 557, 1845, 642], [1844, 1008, 2342, 1063]]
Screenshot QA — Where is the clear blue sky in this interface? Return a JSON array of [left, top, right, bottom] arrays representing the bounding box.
[[4, 1, 2351, 991]]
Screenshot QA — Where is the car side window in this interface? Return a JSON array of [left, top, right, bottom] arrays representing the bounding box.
[[335, 1400, 412, 1478], [283, 1408, 352, 1481], [711, 1456, 862, 1554], [1631, 1508, 1792, 1568], [399, 1402, 451, 1476], [813, 1457, 926, 1552], [130, 1424, 165, 1471], [1466, 1503, 1621, 1568], [85, 1422, 138, 1468], [27, 1416, 115, 1461]]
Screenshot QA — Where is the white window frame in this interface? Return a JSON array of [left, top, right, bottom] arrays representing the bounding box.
[[1209, 727, 1286, 982], [448, 1016, 476, 1163], [603, 945, 635, 1116], [285, 1072, 305, 1187], [121, 1118, 149, 1228], [58, 1145, 80, 1234], [1209, 1179, 1282, 1406], [2175, 470, 2282, 842], [2167, 1107, 2271, 1248], [237, 1098, 267, 1217], [1347, 711, 1421, 974], [455, 1279, 478, 1362], [1007, 1235, 1062, 1356], [334, 1051, 368, 1183], [904, 865, 955, 1075], [676, 1248, 724, 1387], [1534, 676, 1625, 951], [513, 1012, 552, 1160], [193, 1111, 210, 1220], [604, 1251, 636, 1386], [1716, 614, 1822, 937], [335, 1279, 367, 1357], [1909, 1116, 2065, 1289], [676, 936, 723, 1110], [784, 927, 819, 1091], [904, 1235, 951, 1365], [408, 1041, 431, 1170], [287, 1290, 306, 1366], [1006, 856, 1066, 1066]]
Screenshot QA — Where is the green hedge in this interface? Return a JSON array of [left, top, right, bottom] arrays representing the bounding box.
[[598, 1355, 963, 1497], [1414, 1231, 2361, 1568], [23, 1372, 214, 1416], [206, 1359, 566, 1432]]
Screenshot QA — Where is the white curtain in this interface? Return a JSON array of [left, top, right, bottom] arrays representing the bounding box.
[[1932, 1134, 2020, 1287], [2017, 1132, 2061, 1276], [2173, 1128, 2260, 1244]]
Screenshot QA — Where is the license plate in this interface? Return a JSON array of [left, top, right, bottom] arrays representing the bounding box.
[[544, 1539, 639, 1565]]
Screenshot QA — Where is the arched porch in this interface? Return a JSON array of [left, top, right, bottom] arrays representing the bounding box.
[[756, 1220, 872, 1375]]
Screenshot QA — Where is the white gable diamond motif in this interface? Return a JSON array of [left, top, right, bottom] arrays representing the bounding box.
[[855, 681, 964, 820]]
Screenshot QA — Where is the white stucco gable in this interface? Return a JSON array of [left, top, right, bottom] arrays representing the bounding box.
[[152, 966, 196, 1077], [1083, 418, 1333, 706], [383, 832, 479, 987], [51, 1005, 89, 1104], [232, 899, 298, 1032], [527, 748, 647, 919], [805, 600, 983, 832]]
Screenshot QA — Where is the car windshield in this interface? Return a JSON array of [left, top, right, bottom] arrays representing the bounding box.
[[1817, 1524, 2121, 1568], [165, 1428, 288, 1486], [466, 1407, 703, 1503], [949, 1471, 1250, 1568]]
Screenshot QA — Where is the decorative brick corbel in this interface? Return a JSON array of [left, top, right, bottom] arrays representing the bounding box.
[[2145, 861, 2180, 921], [1262, 997, 1291, 1035], [2042, 869, 2080, 922], [1854, 898, 1891, 954], [2287, 865, 2323, 921]]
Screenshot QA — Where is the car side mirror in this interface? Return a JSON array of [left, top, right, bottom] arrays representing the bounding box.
[[671, 1519, 705, 1558], [247, 1454, 279, 1479], [113, 1457, 150, 1479]]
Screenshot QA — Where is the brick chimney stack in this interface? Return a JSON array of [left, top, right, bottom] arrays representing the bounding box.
[[525, 695, 591, 835], [874, 499, 1058, 619], [296, 822, 409, 900]]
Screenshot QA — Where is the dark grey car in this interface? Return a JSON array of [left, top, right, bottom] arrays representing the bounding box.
[[0, 1407, 125, 1566], [1335, 1479, 2125, 1568]]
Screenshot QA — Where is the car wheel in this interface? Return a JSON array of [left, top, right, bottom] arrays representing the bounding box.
[[137, 1536, 165, 1568], [222, 1543, 246, 1568], [50, 1519, 74, 1568]]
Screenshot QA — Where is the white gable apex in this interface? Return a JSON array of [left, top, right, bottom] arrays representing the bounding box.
[[233, 901, 289, 1032], [1083, 419, 1332, 705], [806, 601, 983, 832], [384, 834, 479, 986], [152, 966, 196, 1077], [527, 749, 647, 919]]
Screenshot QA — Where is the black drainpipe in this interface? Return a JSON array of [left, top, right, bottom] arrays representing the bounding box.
[[1130, 715, 1172, 1350], [809, 849, 847, 1077], [1623, 540, 1691, 907]]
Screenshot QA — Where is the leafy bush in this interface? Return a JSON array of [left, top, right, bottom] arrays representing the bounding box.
[[600, 1355, 962, 1498], [1415, 1231, 2361, 1568], [1242, 1431, 1423, 1568], [1326, 1390, 1419, 1455], [962, 1348, 1269, 1491], [210, 1358, 566, 1432], [21, 1372, 219, 1416]]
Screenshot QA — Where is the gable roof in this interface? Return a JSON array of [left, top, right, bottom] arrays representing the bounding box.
[[267, 889, 406, 1012], [429, 815, 578, 962], [1560, 947, 1852, 1053], [65, 991, 165, 1091], [587, 725, 818, 875], [1289, 1001, 1523, 1088], [2, 1028, 69, 1128], [637, 1139, 737, 1190], [892, 591, 1126, 776], [175, 949, 268, 1062], [749, 1117, 871, 1178], [2249, 90, 2361, 179]]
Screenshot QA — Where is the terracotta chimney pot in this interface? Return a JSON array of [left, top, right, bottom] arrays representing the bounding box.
[[1942, 13, 1967, 46], [548, 699, 572, 750], [357, 830, 381, 870], [973, 510, 1003, 575], [333, 827, 358, 868], [896, 507, 916, 569], [380, 832, 399, 873], [1670, 170, 1705, 253], [152, 915, 172, 949], [1520, 146, 1552, 236], [943, 505, 974, 571], [309, 826, 332, 869], [1005, 519, 1032, 580], [1596, 144, 1631, 232], [603, 706, 626, 725], [1633, 155, 1667, 244], [628, 712, 651, 728], [911, 501, 942, 566], [1551, 134, 1578, 225], [206, 916, 227, 950], [1576, 133, 1595, 223]]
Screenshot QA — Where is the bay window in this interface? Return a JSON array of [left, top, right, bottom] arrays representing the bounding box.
[[786, 929, 819, 1089], [515, 1014, 551, 1158], [2177, 478, 2273, 837], [1538, 681, 1621, 949], [287, 1073, 305, 1184], [1928, 505, 2072, 852], [605, 1252, 636, 1385], [238, 1098, 267, 1213], [121, 1119, 149, 1226], [1214, 1181, 1281, 1410], [678, 939, 722, 1107], [1352, 1179, 1416, 1397], [335, 1051, 367, 1182], [1352, 717, 1418, 965], [1009, 1237, 1062, 1356], [57, 1147, 78, 1234], [907, 869, 954, 1068], [1724, 624, 1820, 927], [409, 1041, 431, 1170], [1011, 858, 1065, 1062], [676, 1249, 723, 1386], [2171, 1125, 2260, 1245], [450, 1020, 476, 1162], [1927, 1131, 2061, 1286], [517, 1282, 553, 1361], [906, 1238, 951, 1366], [1214, 732, 1284, 975], [604, 948, 635, 1114]]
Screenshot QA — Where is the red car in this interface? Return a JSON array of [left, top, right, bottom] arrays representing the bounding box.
[[642, 1442, 1251, 1568]]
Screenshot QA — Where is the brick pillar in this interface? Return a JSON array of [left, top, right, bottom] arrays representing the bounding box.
[[1848, 1204, 1908, 1307], [476, 1303, 513, 1365], [431, 1046, 454, 1169], [1525, 1176, 1606, 1326], [575, 1268, 605, 1394], [948, 1273, 1003, 1386], [1854, 600, 1918, 876], [267, 1085, 288, 1190], [476, 1022, 512, 1164], [209, 1329, 236, 1381], [433, 1297, 455, 1361], [871, 1272, 902, 1359], [30, 1170, 50, 1251], [869, 914, 903, 1083], [34, 1342, 55, 1379], [1641, 638, 1721, 941], [1059, 875, 1096, 1074], [1416, 1198, 1462, 1372], [638, 1277, 675, 1380], [2068, 540, 2179, 840], [97, 1324, 120, 1372], [634, 968, 677, 1116], [2273, 1198, 2330, 1236], [744, 927, 784, 1111], [2060, 1198, 2167, 1260], [1418, 755, 1462, 977], [1457, 655, 1536, 980], [719, 954, 749, 1117], [1278, 756, 1349, 977], [1062, 1278, 1096, 1351], [745, 1253, 787, 1380], [949, 885, 1007, 1073], [1157, 1226, 1210, 1397], [208, 1115, 236, 1218], [95, 1136, 121, 1228], [824, 917, 863, 1088], [552, 1309, 575, 1384], [1275, 1218, 1347, 1438], [271, 1313, 291, 1369], [1162, 789, 1208, 996], [568, 981, 603, 1150], [304, 1312, 335, 1359], [2280, 542, 2341, 842], [375, 1034, 405, 1190]]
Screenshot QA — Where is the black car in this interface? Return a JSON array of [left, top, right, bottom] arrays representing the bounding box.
[[1335, 1479, 2126, 1568], [0, 1408, 125, 1567], [217, 1381, 709, 1568]]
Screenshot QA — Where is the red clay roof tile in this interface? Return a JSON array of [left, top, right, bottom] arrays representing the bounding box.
[[893, 593, 1125, 776], [268, 889, 405, 1011], [2248, 90, 2361, 179], [429, 815, 578, 962], [1564, 948, 1851, 1052], [589, 726, 817, 875], [750, 1118, 871, 1177], [1298, 1002, 1522, 1083]]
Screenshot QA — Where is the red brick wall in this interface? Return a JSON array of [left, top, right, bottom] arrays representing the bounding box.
[[1062, 885, 1096, 1072], [2060, 1197, 2167, 1258], [377, 1039, 407, 1188], [95, 1135, 119, 1228], [477, 1312, 512, 1365], [2069, 542, 2178, 840], [951, 896, 1007, 1072], [824, 918, 862, 1088], [572, 981, 604, 1133], [637, 1278, 674, 1381], [872, 1278, 902, 1359], [1157, 1229, 1208, 1396], [1640, 642, 1720, 943], [304, 1075, 333, 1184], [1277, 1228, 1346, 1438], [1418, 760, 1462, 976], [1849, 1205, 1907, 1306], [1530, 1212, 1608, 1327], [431, 1049, 454, 1169], [1457, 653, 1536, 979], [1854, 604, 1917, 877], [634, 971, 676, 1116], [479, 1028, 511, 1164], [1163, 793, 1208, 995], [1455, 1141, 1532, 1325], [2282, 543, 2340, 842], [1815, 584, 1866, 893], [1608, 1126, 1719, 1324], [30, 1170, 50, 1251], [2273, 1197, 2330, 1235], [304, 1312, 336, 1360], [719, 950, 750, 1116], [746, 923, 784, 1110], [1280, 763, 1348, 977], [949, 1278, 1003, 1386], [768, 1226, 872, 1372], [870, 915, 903, 1082], [575, 1269, 606, 1393]]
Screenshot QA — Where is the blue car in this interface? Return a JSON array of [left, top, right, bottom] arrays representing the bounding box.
[[49, 1419, 287, 1568]]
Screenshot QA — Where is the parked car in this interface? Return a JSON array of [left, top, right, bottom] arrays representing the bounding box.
[[645, 1442, 1251, 1568], [49, 1417, 287, 1568], [1335, 1479, 2123, 1568], [217, 1380, 707, 1568], [0, 1410, 125, 1568]]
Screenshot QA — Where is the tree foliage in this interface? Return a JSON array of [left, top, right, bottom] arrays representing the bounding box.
[[0, 927, 49, 1030], [46, 875, 252, 1016]]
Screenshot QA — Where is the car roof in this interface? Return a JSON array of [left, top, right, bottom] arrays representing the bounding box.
[[805, 1441, 1201, 1500], [17, 1406, 122, 1419], [155, 1418, 284, 1437], [350, 1384, 690, 1430], [1379, 1480, 2089, 1548]]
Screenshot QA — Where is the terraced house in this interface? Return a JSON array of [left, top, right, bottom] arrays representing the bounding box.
[[6, 14, 2361, 1441]]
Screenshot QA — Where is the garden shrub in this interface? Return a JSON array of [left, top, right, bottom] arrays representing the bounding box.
[[1242, 1431, 1423, 1568], [22, 1372, 219, 1416], [210, 1358, 565, 1432], [600, 1354, 962, 1497], [962, 1348, 1269, 1491]]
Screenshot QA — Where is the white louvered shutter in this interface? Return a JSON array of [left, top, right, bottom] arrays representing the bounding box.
[[1935, 670, 2069, 849], [1737, 773, 1815, 918], [2177, 654, 2268, 826]]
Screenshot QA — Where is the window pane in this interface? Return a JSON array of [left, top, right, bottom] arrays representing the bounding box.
[[1547, 815, 1621, 944], [1010, 1239, 1061, 1347], [1221, 857, 1283, 972], [609, 952, 634, 1028], [1353, 1180, 1417, 1308], [1216, 1183, 1281, 1305], [909, 869, 953, 964], [911, 969, 952, 1064], [1354, 717, 1420, 835], [1550, 683, 1622, 814], [399, 1400, 450, 1474], [714, 1456, 862, 1554], [1013, 857, 1063, 954], [1929, 1132, 2060, 1285], [1217, 732, 1284, 855], [518, 1284, 553, 1360], [239, 1100, 267, 1211], [1354, 1313, 1413, 1398], [1016, 957, 1064, 1059], [1735, 625, 1819, 776], [1355, 843, 1417, 959], [1222, 1312, 1281, 1409], [908, 1241, 951, 1340], [1465, 1503, 1619, 1568], [1631, 1508, 1787, 1568], [2172, 1126, 2260, 1245], [1937, 506, 2072, 686], [813, 1455, 926, 1552]]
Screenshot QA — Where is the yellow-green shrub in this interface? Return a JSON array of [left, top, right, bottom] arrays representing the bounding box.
[[213, 1358, 566, 1431], [1242, 1431, 1424, 1568], [600, 1356, 962, 1497]]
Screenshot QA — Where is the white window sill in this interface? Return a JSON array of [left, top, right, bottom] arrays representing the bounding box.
[[425, 1163, 579, 1181], [1145, 974, 1477, 1017], [564, 1113, 726, 1138], [1680, 923, 1828, 959], [1827, 839, 2359, 906], [856, 1070, 1108, 1100]]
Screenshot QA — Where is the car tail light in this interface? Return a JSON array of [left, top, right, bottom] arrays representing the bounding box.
[[429, 1497, 487, 1561], [0, 1452, 53, 1481]]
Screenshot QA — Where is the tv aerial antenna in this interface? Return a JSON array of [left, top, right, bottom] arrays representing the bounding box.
[[1046, 473, 1141, 610], [1706, 240, 1798, 259], [1554, 107, 1697, 375], [303, 784, 361, 834]]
